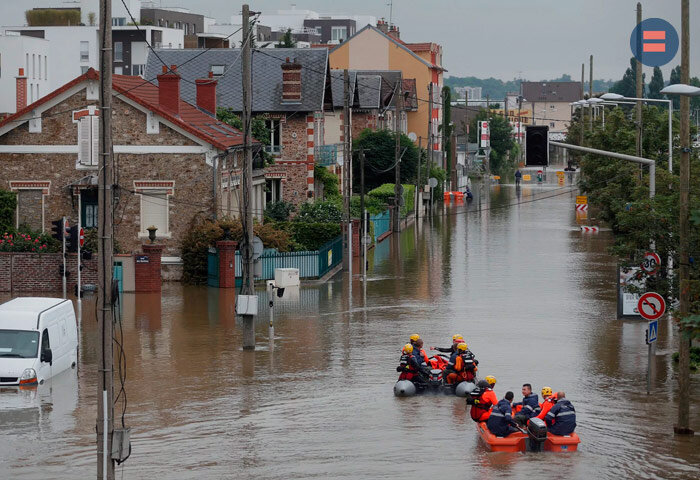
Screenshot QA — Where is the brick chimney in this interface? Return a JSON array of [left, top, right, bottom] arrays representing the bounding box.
[[376, 19, 389, 34], [156, 65, 180, 116], [16, 68, 27, 112], [281, 57, 302, 103], [387, 25, 400, 40], [195, 71, 218, 115]]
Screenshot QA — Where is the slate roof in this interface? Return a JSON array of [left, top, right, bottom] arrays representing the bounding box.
[[521, 81, 582, 103], [0, 68, 247, 151], [144, 48, 329, 113], [356, 75, 382, 109], [329, 70, 357, 109]]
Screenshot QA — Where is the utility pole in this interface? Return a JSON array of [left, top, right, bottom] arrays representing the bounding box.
[[393, 76, 403, 232], [97, 0, 115, 478], [636, 2, 643, 157], [360, 149, 367, 280], [675, 0, 693, 436], [416, 136, 421, 218], [342, 69, 352, 271], [428, 82, 433, 179], [589, 55, 594, 132], [580, 63, 585, 147], [241, 4, 255, 350]]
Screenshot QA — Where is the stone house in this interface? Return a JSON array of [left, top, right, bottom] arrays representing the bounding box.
[[0, 67, 262, 256], [145, 48, 335, 210]]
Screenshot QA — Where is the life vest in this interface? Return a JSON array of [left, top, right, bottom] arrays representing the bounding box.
[[536, 394, 557, 420], [470, 388, 498, 422]]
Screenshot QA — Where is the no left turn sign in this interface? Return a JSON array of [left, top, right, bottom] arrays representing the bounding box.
[[637, 292, 666, 321]]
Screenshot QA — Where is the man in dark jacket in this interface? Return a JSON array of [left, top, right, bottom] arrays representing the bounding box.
[[513, 383, 540, 426], [545, 391, 576, 435], [486, 391, 519, 437]]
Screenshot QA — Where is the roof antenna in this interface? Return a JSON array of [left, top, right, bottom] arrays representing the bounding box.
[[387, 0, 393, 27]]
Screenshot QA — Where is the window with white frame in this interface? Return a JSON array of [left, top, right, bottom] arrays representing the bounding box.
[[74, 108, 99, 167], [331, 26, 347, 42], [38, 55, 41, 79], [265, 119, 281, 153], [80, 41, 89, 62], [114, 42, 123, 62], [134, 182, 174, 237], [132, 64, 146, 77], [44, 55, 47, 80]]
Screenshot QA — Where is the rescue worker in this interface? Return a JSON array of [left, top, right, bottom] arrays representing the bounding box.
[[545, 392, 576, 435], [397, 344, 428, 383], [414, 338, 431, 366], [443, 343, 478, 384], [431, 334, 464, 354], [469, 376, 498, 422], [487, 391, 519, 437], [535, 386, 558, 421], [513, 383, 540, 426]]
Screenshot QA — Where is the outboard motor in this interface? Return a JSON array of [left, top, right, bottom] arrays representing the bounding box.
[[394, 380, 417, 397], [454, 381, 476, 397], [527, 417, 548, 452], [428, 369, 443, 390]]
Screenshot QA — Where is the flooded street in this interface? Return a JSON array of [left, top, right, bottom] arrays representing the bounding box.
[[1, 181, 699, 479]]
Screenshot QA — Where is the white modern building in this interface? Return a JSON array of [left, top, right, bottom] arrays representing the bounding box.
[[0, 32, 50, 115]]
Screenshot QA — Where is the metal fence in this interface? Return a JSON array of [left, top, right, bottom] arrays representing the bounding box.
[[232, 235, 342, 282], [370, 210, 391, 242]]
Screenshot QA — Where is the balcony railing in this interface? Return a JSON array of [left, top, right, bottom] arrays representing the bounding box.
[[316, 144, 339, 167]]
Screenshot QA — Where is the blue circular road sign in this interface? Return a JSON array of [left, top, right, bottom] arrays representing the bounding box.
[[630, 18, 679, 67]]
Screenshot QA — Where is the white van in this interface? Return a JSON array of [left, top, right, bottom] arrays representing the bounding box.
[[0, 298, 78, 386]]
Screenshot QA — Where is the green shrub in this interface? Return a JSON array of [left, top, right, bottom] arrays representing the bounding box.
[[314, 165, 340, 199], [0, 189, 16, 235], [295, 200, 342, 223], [289, 222, 341, 250], [367, 183, 416, 216], [264, 201, 295, 222], [350, 195, 386, 217], [0, 231, 60, 253]]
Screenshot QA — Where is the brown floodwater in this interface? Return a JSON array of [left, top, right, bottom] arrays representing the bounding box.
[[1, 179, 699, 479]]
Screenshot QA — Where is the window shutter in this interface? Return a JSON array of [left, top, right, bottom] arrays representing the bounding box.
[[78, 117, 91, 165], [91, 115, 100, 166], [140, 191, 168, 234]]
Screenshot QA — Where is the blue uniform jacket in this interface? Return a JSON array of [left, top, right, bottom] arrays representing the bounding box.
[[516, 393, 540, 419], [486, 399, 516, 437], [545, 399, 576, 435]]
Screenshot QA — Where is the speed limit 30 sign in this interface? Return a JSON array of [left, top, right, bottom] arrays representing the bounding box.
[[637, 292, 666, 321], [641, 252, 661, 275]]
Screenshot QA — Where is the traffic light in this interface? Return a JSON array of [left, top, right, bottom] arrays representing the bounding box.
[[526, 125, 549, 166], [66, 225, 79, 253], [51, 219, 63, 241]]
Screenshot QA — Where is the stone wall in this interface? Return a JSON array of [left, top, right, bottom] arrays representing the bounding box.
[[0, 252, 97, 292]]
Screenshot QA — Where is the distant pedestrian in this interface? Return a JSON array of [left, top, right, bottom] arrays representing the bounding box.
[[515, 169, 522, 186]]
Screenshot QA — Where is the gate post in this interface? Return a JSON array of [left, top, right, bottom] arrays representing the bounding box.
[[134, 244, 164, 293], [216, 240, 238, 288]]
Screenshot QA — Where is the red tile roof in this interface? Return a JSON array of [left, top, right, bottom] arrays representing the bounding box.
[[405, 42, 436, 52], [0, 68, 246, 151], [111, 74, 245, 150]]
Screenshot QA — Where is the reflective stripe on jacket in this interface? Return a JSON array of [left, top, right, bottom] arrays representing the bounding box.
[[545, 399, 576, 435]]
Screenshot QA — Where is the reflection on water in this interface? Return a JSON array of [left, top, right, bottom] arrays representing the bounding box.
[[0, 181, 699, 479]]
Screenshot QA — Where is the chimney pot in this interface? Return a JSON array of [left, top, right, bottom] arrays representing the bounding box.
[[162, 65, 168, 73], [16, 69, 27, 111], [170, 64, 177, 71], [18, 68, 25, 77], [208, 71, 214, 78]]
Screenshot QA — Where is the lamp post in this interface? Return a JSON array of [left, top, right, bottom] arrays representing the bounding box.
[[661, 82, 699, 435], [601, 93, 674, 173]]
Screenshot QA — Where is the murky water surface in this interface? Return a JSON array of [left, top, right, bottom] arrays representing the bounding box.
[[1, 180, 699, 479]]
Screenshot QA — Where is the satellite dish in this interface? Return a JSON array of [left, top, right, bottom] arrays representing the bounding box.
[[408, 132, 417, 142], [252, 236, 264, 260], [428, 177, 438, 188]]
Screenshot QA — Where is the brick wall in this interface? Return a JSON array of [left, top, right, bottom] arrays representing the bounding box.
[[134, 244, 163, 292], [0, 86, 213, 256], [0, 252, 97, 292], [352, 111, 378, 140], [274, 113, 316, 206]]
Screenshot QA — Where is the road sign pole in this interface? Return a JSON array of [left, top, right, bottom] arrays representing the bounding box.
[[646, 330, 652, 395]]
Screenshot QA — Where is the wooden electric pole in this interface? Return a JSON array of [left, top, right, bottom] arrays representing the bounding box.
[[580, 63, 585, 147], [636, 2, 643, 157], [97, 0, 115, 478], [675, 0, 693, 436], [416, 136, 421, 218], [342, 69, 351, 271], [589, 55, 594, 132], [241, 4, 255, 350], [393, 76, 403, 233]]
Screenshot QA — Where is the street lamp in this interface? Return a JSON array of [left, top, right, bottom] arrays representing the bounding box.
[[660, 84, 700, 96], [601, 93, 674, 172]]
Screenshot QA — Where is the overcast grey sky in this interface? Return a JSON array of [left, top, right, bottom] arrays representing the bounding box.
[[5, 0, 699, 80]]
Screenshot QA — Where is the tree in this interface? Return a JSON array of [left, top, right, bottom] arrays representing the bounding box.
[[468, 108, 515, 173], [609, 58, 646, 98], [648, 67, 665, 99], [276, 29, 296, 48], [668, 65, 682, 109], [352, 129, 420, 192]]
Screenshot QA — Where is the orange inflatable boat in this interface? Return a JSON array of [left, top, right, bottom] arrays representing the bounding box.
[[476, 421, 581, 452]]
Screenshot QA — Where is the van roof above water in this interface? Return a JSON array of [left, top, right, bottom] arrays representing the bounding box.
[[0, 298, 71, 330]]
